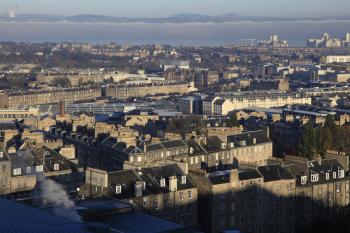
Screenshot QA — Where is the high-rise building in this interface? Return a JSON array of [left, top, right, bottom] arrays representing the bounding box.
[[345, 32, 350, 42]]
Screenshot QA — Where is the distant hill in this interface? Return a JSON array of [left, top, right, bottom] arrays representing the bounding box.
[[0, 13, 350, 23]]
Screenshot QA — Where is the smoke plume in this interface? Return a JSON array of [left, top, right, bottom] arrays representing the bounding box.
[[7, 4, 18, 18], [39, 177, 82, 222]]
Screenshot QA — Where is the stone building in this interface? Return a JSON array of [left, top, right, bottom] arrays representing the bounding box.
[[0, 86, 101, 108], [249, 79, 289, 91], [189, 163, 295, 233], [106, 83, 191, 100], [184, 129, 273, 171], [0, 145, 83, 198], [282, 155, 350, 227], [80, 163, 198, 226], [203, 92, 311, 116]]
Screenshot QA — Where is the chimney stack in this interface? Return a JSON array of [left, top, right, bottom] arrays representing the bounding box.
[[168, 176, 177, 192], [229, 169, 239, 185], [59, 100, 65, 117], [134, 181, 143, 197], [315, 154, 322, 165]]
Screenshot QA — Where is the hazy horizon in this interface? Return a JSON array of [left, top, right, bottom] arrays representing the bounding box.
[[2, 0, 350, 18], [0, 20, 349, 47]]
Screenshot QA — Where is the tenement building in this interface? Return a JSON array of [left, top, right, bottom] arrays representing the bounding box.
[[0, 86, 101, 108], [203, 91, 311, 116], [105, 82, 191, 100], [79, 163, 198, 226], [184, 129, 273, 171], [281, 155, 350, 227], [53, 125, 272, 172], [189, 163, 295, 233]]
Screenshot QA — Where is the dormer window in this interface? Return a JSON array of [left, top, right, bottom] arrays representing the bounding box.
[[116, 185, 122, 194], [301, 176, 307, 185], [338, 169, 345, 178], [221, 143, 226, 150], [160, 178, 166, 187], [333, 172, 337, 179], [311, 174, 319, 182], [36, 165, 43, 172], [181, 176, 187, 184], [13, 168, 21, 176], [54, 164, 59, 171], [326, 173, 329, 180]]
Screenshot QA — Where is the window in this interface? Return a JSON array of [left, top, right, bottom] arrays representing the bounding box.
[[232, 202, 236, 211], [35, 165, 43, 172], [181, 176, 187, 184], [179, 192, 184, 201], [240, 216, 244, 224], [311, 174, 319, 182], [288, 183, 294, 190], [301, 176, 307, 184], [143, 197, 147, 206], [116, 185, 121, 194], [129, 156, 134, 162], [142, 182, 146, 190], [160, 178, 166, 187], [154, 199, 159, 209], [318, 188, 322, 196], [13, 168, 21, 176], [326, 173, 329, 180], [336, 182, 340, 193], [137, 156, 142, 162], [166, 151, 170, 157], [188, 190, 192, 200], [231, 217, 236, 225], [2, 165, 6, 172], [54, 164, 59, 171], [26, 167, 31, 174], [333, 172, 337, 179], [339, 169, 345, 178]]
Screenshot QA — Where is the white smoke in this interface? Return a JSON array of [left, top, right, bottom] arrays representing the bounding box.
[[39, 177, 82, 222], [7, 4, 18, 18]]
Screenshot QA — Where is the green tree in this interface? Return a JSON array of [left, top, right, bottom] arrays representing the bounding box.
[[298, 121, 317, 160], [227, 113, 240, 127], [52, 76, 71, 87]]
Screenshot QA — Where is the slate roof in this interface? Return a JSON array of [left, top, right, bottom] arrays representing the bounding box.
[[258, 164, 294, 182], [227, 130, 271, 147], [209, 168, 262, 185], [0, 198, 89, 233], [105, 164, 195, 199]]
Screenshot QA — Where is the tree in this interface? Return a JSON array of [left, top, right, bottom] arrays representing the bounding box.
[[52, 77, 71, 87], [227, 113, 240, 127], [298, 121, 317, 160], [317, 115, 336, 157]]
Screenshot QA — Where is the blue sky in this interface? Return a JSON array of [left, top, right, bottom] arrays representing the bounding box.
[[2, 0, 350, 17]]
